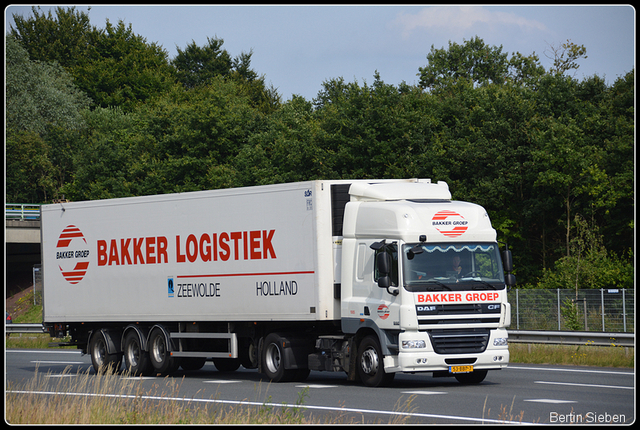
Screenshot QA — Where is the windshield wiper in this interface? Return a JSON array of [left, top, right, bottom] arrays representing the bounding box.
[[468, 279, 497, 290], [422, 280, 452, 291], [405, 280, 452, 292]]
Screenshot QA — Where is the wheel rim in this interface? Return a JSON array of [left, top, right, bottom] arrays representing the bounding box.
[[265, 343, 281, 374], [127, 340, 140, 367], [94, 338, 107, 366], [360, 346, 379, 375], [151, 335, 166, 364]]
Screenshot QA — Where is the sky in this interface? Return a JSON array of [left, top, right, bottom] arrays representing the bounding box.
[[5, 4, 636, 101]]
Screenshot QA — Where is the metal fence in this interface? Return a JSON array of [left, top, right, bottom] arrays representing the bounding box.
[[6, 203, 41, 220], [508, 288, 634, 333], [33, 265, 43, 306]]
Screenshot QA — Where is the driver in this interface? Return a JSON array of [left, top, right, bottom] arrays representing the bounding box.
[[452, 255, 462, 276]]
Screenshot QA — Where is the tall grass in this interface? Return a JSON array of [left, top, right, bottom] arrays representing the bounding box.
[[509, 342, 634, 368], [5, 364, 416, 424]]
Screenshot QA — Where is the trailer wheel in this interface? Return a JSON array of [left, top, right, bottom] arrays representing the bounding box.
[[148, 329, 179, 375], [213, 358, 241, 372], [180, 357, 207, 371], [123, 331, 151, 376], [262, 333, 295, 382], [357, 335, 394, 387], [89, 332, 121, 374], [454, 369, 488, 384]]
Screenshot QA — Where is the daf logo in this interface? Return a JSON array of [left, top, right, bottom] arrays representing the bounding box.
[[417, 306, 436, 312]]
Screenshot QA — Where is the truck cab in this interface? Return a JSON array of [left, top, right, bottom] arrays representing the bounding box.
[[339, 180, 513, 386]]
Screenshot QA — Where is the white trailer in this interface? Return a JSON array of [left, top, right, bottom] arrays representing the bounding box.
[[42, 179, 515, 386]]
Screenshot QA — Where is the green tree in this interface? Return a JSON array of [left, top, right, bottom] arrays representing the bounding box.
[[5, 34, 90, 135], [418, 36, 509, 89], [73, 19, 175, 111], [535, 215, 633, 290], [172, 37, 233, 89], [9, 6, 96, 68], [236, 95, 330, 185], [10, 6, 176, 112], [544, 39, 588, 76], [123, 78, 259, 195], [6, 34, 90, 203], [6, 131, 54, 203], [61, 106, 139, 200], [172, 38, 281, 113]]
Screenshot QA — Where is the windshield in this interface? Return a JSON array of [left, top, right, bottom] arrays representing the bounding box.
[[403, 243, 506, 291]]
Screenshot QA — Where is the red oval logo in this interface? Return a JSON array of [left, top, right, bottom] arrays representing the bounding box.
[[432, 210, 468, 238], [377, 304, 389, 320], [56, 225, 90, 284]]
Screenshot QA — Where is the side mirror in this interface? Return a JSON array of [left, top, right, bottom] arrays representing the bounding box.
[[376, 252, 393, 289], [377, 251, 391, 277], [502, 249, 513, 273], [505, 273, 516, 287], [378, 275, 392, 288]]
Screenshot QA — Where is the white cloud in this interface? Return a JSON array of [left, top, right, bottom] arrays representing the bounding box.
[[392, 6, 547, 38]]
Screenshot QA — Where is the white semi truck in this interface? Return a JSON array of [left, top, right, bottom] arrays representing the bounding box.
[[41, 179, 515, 387]]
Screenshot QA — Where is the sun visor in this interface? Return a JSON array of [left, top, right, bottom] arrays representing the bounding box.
[[349, 180, 451, 202]]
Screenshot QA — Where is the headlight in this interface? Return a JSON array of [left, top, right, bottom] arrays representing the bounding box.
[[402, 340, 426, 349], [493, 337, 508, 347]]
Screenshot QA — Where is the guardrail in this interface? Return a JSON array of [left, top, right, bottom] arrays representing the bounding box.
[[507, 330, 634, 347], [6, 203, 41, 221], [6, 323, 47, 334], [6, 325, 635, 347]]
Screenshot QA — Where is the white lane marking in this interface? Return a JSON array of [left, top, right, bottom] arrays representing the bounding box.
[[203, 380, 242, 384], [8, 350, 83, 354], [535, 380, 634, 390], [402, 391, 448, 395], [30, 361, 85, 364], [120, 377, 157, 380], [295, 384, 339, 389], [509, 366, 633, 376], [6, 389, 535, 424], [524, 399, 577, 404]]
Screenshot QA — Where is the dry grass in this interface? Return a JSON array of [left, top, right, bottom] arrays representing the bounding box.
[[509, 342, 634, 368], [5, 364, 416, 425]]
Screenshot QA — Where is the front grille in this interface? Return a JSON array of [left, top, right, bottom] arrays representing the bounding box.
[[428, 329, 490, 354], [419, 317, 500, 325], [416, 303, 501, 326]]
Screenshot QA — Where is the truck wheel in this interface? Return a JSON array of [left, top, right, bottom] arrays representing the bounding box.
[[262, 333, 295, 382], [148, 329, 179, 375], [123, 331, 151, 376], [357, 335, 395, 387], [213, 358, 241, 372], [293, 368, 311, 382], [89, 332, 121, 374], [454, 370, 488, 384], [180, 357, 207, 371]]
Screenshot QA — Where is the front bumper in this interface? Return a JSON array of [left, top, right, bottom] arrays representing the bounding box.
[[384, 328, 510, 373]]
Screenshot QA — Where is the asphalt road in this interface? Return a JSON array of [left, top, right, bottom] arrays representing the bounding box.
[[5, 349, 635, 424]]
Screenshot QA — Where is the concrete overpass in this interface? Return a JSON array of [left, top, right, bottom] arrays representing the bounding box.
[[6, 204, 42, 295]]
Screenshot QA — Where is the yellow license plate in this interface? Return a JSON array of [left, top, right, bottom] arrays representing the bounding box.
[[450, 365, 473, 373]]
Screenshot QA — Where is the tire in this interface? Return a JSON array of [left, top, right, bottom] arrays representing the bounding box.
[[261, 333, 296, 382], [123, 331, 151, 376], [357, 335, 395, 387], [455, 369, 488, 384], [148, 328, 179, 375], [213, 358, 241, 372], [292, 368, 311, 382], [239, 338, 258, 369], [89, 331, 121, 374], [180, 357, 207, 371]]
